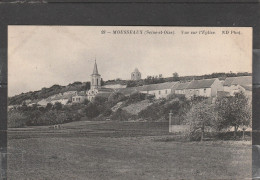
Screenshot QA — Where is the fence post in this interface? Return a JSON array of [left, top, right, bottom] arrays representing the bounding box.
[[169, 110, 173, 133]]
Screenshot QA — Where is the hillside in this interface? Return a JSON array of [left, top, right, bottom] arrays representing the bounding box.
[[8, 82, 90, 105], [9, 71, 251, 106]]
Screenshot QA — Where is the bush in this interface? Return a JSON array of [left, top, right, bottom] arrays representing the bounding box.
[[53, 102, 62, 110], [93, 96, 108, 105], [103, 108, 112, 117], [8, 111, 28, 128], [110, 108, 132, 121], [84, 103, 100, 118], [138, 102, 165, 121], [126, 92, 146, 104], [108, 92, 126, 104], [24, 110, 43, 126]]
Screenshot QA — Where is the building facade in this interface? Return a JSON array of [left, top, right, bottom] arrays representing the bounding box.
[[140, 82, 179, 99], [175, 78, 223, 99]]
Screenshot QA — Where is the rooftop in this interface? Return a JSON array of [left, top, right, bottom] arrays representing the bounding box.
[[223, 76, 252, 87]]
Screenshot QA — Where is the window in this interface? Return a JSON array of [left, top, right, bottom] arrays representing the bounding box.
[[204, 88, 206, 93], [159, 91, 161, 95], [165, 90, 167, 94], [97, 79, 99, 86]]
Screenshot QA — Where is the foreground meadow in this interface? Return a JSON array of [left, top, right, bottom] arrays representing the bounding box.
[[8, 121, 251, 180]]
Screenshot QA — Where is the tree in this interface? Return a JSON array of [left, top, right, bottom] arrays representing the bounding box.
[[101, 78, 105, 86], [185, 100, 217, 141], [93, 96, 108, 106], [172, 72, 180, 81], [84, 103, 100, 118], [8, 111, 28, 128], [46, 103, 53, 110], [108, 92, 125, 104], [215, 92, 251, 138], [25, 109, 43, 126], [126, 80, 138, 87], [53, 102, 62, 110], [83, 99, 90, 105]]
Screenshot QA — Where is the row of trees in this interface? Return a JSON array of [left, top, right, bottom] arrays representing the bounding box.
[[8, 102, 85, 127], [185, 92, 251, 141]]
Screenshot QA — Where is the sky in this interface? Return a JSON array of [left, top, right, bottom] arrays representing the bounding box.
[[8, 26, 252, 96]]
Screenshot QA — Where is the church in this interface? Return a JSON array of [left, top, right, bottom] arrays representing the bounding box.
[[87, 60, 114, 101]]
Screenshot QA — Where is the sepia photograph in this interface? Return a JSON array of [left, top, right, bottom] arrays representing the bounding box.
[[7, 26, 252, 179]]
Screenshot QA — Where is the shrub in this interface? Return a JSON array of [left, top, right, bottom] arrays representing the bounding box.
[[84, 103, 100, 118], [108, 92, 126, 104], [8, 111, 28, 128], [103, 108, 112, 117], [93, 96, 108, 105], [24, 110, 43, 126], [45, 103, 53, 110], [110, 108, 132, 121], [126, 92, 146, 104], [53, 102, 62, 110], [184, 101, 217, 141]]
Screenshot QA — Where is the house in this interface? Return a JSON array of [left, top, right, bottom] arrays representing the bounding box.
[[72, 95, 87, 103], [175, 78, 223, 99], [223, 76, 252, 96], [140, 81, 179, 99], [174, 82, 191, 95], [72, 91, 87, 103]]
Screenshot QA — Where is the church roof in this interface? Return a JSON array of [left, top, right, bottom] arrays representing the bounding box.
[[92, 60, 100, 75]]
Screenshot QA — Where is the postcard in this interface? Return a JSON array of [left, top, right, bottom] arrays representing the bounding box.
[[7, 26, 252, 179]]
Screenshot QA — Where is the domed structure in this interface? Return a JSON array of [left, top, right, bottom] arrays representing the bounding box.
[[131, 68, 141, 80]]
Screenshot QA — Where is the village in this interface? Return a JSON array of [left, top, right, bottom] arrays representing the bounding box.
[[8, 60, 252, 110], [6, 25, 254, 179]]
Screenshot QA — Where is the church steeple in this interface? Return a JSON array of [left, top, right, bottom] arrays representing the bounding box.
[[92, 59, 99, 75], [90, 59, 101, 90]]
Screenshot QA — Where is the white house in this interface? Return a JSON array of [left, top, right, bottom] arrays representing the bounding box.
[[72, 95, 87, 103], [174, 82, 191, 95], [175, 78, 223, 99], [72, 91, 87, 103], [140, 81, 179, 99]]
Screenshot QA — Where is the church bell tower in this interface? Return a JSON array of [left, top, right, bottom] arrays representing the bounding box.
[[91, 60, 101, 90]]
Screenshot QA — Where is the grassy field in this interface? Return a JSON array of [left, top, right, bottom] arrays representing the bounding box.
[[8, 121, 252, 180]]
